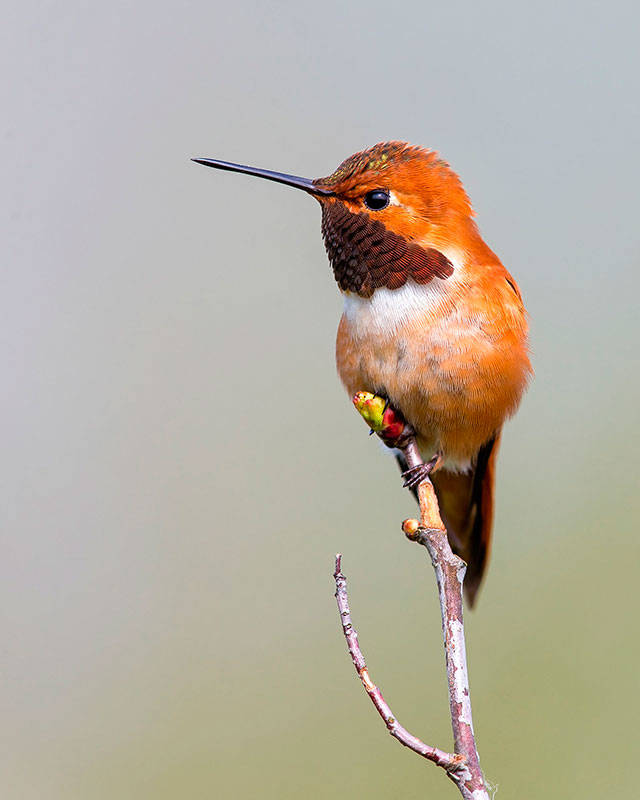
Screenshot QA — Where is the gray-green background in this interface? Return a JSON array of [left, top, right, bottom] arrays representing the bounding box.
[[3, 2, 639, 798]]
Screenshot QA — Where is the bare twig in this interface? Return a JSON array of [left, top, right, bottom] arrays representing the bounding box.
[[333, 554, 465, 775], [334, 400, 490, 799]]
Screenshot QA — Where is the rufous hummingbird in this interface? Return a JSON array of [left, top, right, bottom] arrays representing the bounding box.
[[193, 142, 531, 605]]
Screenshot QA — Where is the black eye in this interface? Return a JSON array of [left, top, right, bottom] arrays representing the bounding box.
[[364, 189, 390, 211]]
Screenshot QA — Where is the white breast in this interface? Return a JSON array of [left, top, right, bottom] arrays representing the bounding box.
[[342, 280, 443, 337]]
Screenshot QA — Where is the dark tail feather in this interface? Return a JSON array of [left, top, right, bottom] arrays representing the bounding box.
[[397, 433, 501, 607]]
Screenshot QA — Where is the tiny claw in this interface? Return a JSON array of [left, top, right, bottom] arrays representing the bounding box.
[[402, 465, 429, 489], [401, 454, 441, 490]]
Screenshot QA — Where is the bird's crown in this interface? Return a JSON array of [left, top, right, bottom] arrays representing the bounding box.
[[313, 141, 473, 220]]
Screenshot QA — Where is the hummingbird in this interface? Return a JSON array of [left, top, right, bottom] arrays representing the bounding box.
[[193, 142, 531, 605]]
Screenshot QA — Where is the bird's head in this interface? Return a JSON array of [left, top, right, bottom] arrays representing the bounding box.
[[194, 141, 476, 297]]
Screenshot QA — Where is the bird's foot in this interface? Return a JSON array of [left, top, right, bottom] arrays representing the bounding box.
[[401, 454, 441, 490]]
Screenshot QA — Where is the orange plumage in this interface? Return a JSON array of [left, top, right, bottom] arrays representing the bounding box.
[[316, 143, 532, 605]]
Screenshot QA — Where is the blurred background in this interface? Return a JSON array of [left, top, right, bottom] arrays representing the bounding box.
[[3, 1, 639, 798]]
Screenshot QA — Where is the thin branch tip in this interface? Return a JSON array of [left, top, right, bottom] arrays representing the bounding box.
[[333, 554, 462, 776]]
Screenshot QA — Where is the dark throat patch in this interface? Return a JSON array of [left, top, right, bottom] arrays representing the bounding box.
[[320, 201, 454, 298]]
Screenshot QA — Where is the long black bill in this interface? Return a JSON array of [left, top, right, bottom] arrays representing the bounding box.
[[192, 158, 334, 197]]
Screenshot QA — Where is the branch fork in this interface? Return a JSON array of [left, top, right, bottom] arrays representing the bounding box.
[[332, 393, 490, 799]]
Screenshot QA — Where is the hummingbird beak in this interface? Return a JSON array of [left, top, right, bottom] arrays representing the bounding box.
[[191, 158, 334, 197]]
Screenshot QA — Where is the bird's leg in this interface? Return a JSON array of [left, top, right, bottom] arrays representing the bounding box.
[[401, 453, 442, 490]]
